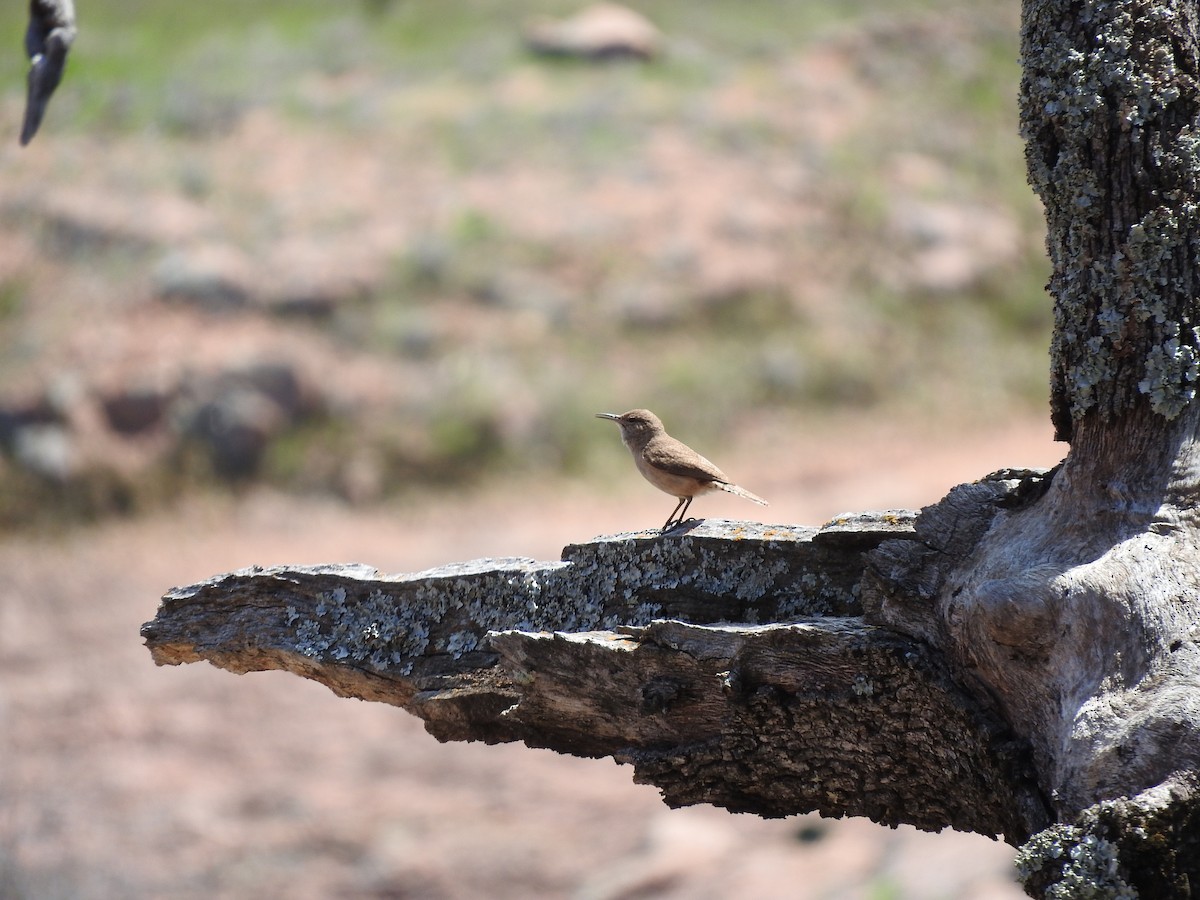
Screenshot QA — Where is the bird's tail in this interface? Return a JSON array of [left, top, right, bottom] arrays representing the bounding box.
[[715, 482, 768, 506]]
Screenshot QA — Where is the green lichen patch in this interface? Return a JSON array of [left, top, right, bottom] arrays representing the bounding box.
[[1016, 790, 1200, 900], [1020, 0, 1200, 427], [1016, 821, 1136, 899]]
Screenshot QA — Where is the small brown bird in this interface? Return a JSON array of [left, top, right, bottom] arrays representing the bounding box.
[[597, 408, 767, 532]]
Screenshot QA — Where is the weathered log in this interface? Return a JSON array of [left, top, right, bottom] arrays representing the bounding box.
[[143, 475, 1053, 846]]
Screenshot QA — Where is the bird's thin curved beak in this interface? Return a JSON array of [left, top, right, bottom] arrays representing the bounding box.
[[596, 413, 620, 421]]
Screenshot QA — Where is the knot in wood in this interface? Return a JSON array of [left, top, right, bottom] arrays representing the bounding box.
[[640, 676, 689, 714]]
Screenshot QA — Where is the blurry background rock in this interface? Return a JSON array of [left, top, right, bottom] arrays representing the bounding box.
[[523, 3, 663, 61]]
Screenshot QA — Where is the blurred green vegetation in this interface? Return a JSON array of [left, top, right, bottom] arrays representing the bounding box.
[[0, 0, 1052, 520]]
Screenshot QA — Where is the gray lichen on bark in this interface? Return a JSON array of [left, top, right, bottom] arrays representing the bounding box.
[[1020, 0, 1200, 438], [251, 522, 865, 676]]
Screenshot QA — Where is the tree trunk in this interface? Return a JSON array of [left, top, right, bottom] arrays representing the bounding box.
[[140, 0, 1200, 896], [968, 0, 1200, 894], [1025, 0, 1200, 440]]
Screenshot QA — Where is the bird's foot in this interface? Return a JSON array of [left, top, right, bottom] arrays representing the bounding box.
[[660, 517, 699, 535]]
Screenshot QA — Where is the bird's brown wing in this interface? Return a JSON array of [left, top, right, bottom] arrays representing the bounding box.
[[642, 436, 730, 483]]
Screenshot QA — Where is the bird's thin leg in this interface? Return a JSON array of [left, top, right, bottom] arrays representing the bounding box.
[[681, 496, 700, 525], [681, 496, 695, 520], [662, 497, 687, 532]]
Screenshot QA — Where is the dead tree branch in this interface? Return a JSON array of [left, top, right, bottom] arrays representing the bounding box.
[[143, 472, 1054, 845]]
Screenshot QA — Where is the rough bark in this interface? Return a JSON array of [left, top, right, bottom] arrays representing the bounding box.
[[1022, 0, 1200, 441], [980, 0, 1200, 895]]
